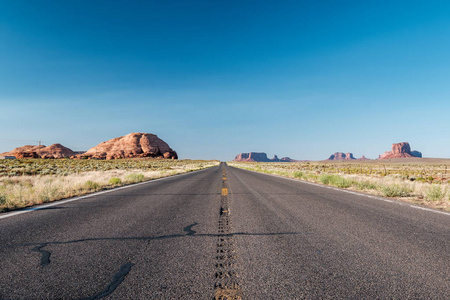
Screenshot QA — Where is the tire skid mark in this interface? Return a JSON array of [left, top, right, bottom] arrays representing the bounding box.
[[31, 243, 51, 267], [214, 164, 242, 300], [78, 262, 135, 300]]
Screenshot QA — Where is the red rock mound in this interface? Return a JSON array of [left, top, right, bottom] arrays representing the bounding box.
[[328, 152, 356, 160], [75, 132, 178, 160], [378, 142, 422, 159], [0, 144, 77, 159]]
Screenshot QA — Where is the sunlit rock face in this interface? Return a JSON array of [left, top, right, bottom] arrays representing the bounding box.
[[75, 133, 178, 160]]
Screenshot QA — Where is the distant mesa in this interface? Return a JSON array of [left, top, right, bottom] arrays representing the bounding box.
[[328, 152, 355, 160], [327, 152, 370, 161], [0, 143, 77, 159], [233, 152, 297, 162], [378, 142, 422, 159], [74, 132, 178, 160]]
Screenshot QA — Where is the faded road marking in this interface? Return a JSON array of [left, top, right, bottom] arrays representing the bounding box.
[[222, 188, 228, 196]]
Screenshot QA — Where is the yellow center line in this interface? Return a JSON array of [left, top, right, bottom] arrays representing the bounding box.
[[222, 188, 228, 196]]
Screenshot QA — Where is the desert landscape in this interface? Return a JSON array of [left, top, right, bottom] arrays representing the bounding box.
[[230, 142, 449, 211], [0, 132, 218, 212], [1, 2, 449, 299], [2, 138, 448, 212]]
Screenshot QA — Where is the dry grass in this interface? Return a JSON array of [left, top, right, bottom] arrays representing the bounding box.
[[228, 160, 450, 211], [0, 159, 219, 212]]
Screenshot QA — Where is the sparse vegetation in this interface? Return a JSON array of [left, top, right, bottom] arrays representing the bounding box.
[[85, 180, 100, 191], [380, 184, 412, 197], [109, 177, 122, 186], [0, 159, 219, 212], [319, 174, 353, 188], [125, 173, 145, 183], [292, 171, 303, 179], [426, 184, 446, 201], [228, 160, 450, 211]]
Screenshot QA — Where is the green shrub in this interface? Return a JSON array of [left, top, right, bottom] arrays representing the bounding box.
[[355, 181, 378, 190], [426, 184, 446, 201], [109, 177, 122, 185], [125, 173, 145, 183], [380, 184, 412, 197], [0, 194, 6, 205], [85, 180, 100, 191], [293, 171, 303, 179], [319, 174, 353, 188], [333, 177, 353, 188], [319, 174, 332, 185]]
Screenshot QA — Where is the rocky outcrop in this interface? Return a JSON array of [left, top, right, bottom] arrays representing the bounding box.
[[234, 152, 271, 162], [0, 144, 77, 159], [75, 132, 177, 160], [328, 152, 356, 160], [233, 152, 296, 162], [411, 150, 422, 158], [39, 144, 79, 159], [358, 155, 370, 160], [280, 157, 297, 162], [378, 142, 422, 159]]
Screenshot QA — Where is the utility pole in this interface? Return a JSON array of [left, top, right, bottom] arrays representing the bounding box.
[[37, 140, 42, 158]]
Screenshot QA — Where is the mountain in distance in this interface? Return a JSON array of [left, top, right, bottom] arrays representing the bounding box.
[[233, 152, 297, 162], [327, 152, 369, 160]]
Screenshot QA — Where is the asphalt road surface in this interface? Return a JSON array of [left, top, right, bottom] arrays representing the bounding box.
[[1, 163, 449, 299]]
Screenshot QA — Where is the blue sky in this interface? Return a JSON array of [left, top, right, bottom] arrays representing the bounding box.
[[1, 1, 449, 160]]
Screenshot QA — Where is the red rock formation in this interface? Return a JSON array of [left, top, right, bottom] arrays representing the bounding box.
[[0, 144, 76, 159], [378, 142, 422, 159], [328, 152, 356, 160], [280, 157, 297, 162], [39, 144, 78, 159], [233, 152, 297, 162], [358, 155, 369, 160], [75, 132, 177, 160], [15, 151, 40, 159], [233, 152, 271, 162]]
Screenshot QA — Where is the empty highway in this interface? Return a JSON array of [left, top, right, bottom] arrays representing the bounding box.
[[1, 163, 449, 299]]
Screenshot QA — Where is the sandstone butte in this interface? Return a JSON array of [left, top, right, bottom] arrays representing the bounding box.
[[0, 144, 77, 159], [73, 132, 178, 160], [233, 152, 297, 162], [327, 152, 370, 160], [327, 152, 356, 160], [378, 142, 422, 159]]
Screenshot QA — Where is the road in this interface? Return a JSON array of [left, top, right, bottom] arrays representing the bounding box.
[[0, 163, 449, 299]]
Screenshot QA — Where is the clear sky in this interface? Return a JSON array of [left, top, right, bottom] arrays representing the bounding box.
[[1, 1, 449, 160]]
